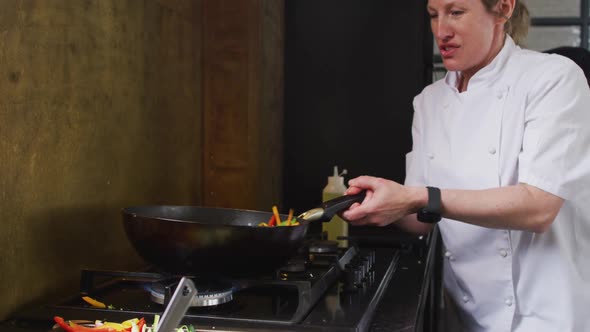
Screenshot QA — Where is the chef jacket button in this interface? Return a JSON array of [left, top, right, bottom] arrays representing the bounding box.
[[488, 147, 496, 155], [496, 91, 504, 99], [499, 249, 508, 257], [427, 153, 435, 160], [445, 251, 452, 258], [505, 297, 513, 306], [462, 295, 469, 303], [443, 102, 450, 109]]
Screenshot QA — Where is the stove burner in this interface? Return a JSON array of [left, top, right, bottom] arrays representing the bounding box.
[[308, 240, 339, 254], [149, 279, 234, 307]]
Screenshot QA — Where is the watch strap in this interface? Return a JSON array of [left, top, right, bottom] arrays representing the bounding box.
[[417, 186, 442, 223]]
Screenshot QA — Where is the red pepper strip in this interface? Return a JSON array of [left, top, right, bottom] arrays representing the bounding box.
[[268, 215, 276, 226], [54, 316, 76, 332], [137, 318, 145, 332]]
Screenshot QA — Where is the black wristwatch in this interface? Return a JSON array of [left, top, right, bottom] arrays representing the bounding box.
[[417, 186, 442, 223]]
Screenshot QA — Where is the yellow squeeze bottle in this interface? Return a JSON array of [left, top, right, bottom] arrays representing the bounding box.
[[322, 166, 349, 248]]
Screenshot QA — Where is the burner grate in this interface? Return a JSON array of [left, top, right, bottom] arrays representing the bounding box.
[[148, 279, 235, 307]]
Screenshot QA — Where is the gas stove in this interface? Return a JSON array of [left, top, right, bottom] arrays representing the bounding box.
[[4, 241, 399, 332]]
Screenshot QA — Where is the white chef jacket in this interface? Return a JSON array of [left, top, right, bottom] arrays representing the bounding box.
[[405, 35, 590, 332]]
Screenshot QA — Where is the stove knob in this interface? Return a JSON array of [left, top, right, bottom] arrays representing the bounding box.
[[349, 256, 364, 280], [361, 257, 370, 278], [359, 259, 368, 280], [368, 250, 376, 270], [353, 266, 364, 288], [344, 263, 365, 290], [344, 264, 358, 291]]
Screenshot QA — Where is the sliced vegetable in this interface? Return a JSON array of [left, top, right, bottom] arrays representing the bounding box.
[[267, 215, 276, 227], [82, 296, 107, 309], [69, 321, 117, 332], [258, 207, 300, 227], [121, 318, 139, 328], [152, 314, 160, 332], [54, 316, 116, 332], [137, 318, 145, 332], [272, 206, 281, 225], [54, 316, 75, 332], [95, 321, 126, 331], [55, 315, 184, 332], [287, 208, 294, 225]]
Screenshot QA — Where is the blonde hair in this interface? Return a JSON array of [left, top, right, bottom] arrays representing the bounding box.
[[482, 0, 530, 46]]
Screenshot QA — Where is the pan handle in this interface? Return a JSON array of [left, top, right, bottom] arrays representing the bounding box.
[[321, 191, 366, 220], [298, 191, 366, 223]]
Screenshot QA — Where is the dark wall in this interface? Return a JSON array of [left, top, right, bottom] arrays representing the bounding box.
[[284, 0, 432, 235]]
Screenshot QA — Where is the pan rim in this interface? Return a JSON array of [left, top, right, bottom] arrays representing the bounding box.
[[121, 205, 306, 228]]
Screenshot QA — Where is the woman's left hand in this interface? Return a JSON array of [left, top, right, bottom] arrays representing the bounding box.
[[341, 176, 424, 226]]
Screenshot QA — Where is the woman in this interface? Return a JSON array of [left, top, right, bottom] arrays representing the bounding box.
[[342, 0, 590, 331]]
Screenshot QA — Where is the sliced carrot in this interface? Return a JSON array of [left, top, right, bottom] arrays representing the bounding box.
[[82, 296, 106, 309], [272, 206, 281, 225], [287, 209, 294, 225]]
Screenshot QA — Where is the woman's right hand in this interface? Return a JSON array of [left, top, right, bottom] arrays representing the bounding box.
[[342, 176, 426, 227]]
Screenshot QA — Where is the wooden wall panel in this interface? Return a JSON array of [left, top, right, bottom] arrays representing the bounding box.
[[0, 0, 283, 320], [203, 0, 284, 210], [0, 0, 202, 320]]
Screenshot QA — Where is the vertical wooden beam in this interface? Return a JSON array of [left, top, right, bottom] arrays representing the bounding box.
[[202, 0, 283, 209]]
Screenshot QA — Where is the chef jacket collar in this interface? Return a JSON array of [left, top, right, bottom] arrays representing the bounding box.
[[444, 34, 516, 93]]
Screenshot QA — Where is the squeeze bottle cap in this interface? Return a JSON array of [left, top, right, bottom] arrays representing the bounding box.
[[325, 166, 347, 194], [329, 166, 347, 179]]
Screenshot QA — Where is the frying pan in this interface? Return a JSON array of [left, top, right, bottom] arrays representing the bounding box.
[[122, 192, 365, 277]]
